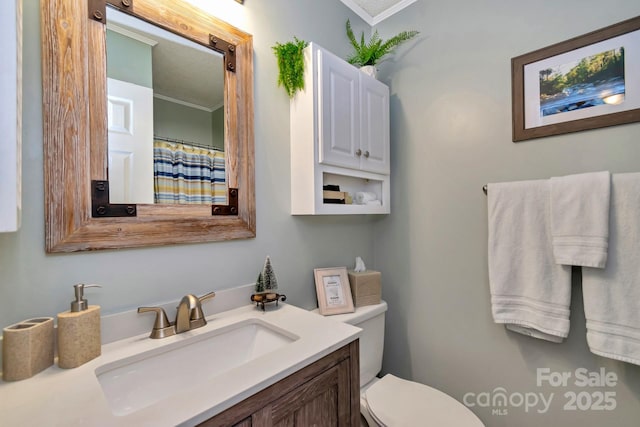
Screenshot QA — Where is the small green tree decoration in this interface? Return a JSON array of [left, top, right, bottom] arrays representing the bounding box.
[[251, 256, 286, 310], [262, 256, 279, 293], [345, 19, 419, 67], [255, 272, 265, 293], [272, 37, 309, 98]]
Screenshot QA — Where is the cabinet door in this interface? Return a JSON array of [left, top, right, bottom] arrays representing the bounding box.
[[0, 0, 22, 232], [317, 48, 360, 170], [198, 341, 359, 427], [359, 75, 390, 174], [266, 359, 351, 427]]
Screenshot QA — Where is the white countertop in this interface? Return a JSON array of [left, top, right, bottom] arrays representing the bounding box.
[[0, 303, 360, 426]]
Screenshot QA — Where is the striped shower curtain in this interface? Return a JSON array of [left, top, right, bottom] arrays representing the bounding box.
[[153, 140, 227, 204]]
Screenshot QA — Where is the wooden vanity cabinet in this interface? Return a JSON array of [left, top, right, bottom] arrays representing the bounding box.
[[199, 340, 360, 427]]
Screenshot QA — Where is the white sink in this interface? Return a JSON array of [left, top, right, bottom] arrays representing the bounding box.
[[2, 304, 361, 426], [95, 318, 298, 416]]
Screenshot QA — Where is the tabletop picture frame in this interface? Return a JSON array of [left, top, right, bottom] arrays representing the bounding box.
[[512, 15, 640, 142], [314, 267, 355, 315]]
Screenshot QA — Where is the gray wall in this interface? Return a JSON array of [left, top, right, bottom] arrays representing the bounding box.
[[211, 106, 224, 150], [154, 97, 220, 149], [0, 2, 372, 331], [374, 1, 640, 426], [106, 29, 153, 88], [5, 0, 640, 425]]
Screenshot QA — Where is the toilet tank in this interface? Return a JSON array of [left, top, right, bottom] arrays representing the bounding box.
[[319, 301, 387, 387]]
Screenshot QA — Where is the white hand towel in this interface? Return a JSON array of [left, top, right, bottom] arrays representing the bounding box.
[[582, 172, 640, 365], [355, 191, 377, 204], [488, 180, 572, 343], [550, 171, 610, 268]]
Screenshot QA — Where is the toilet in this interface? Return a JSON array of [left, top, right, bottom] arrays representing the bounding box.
[[318, 301, 484, 426]]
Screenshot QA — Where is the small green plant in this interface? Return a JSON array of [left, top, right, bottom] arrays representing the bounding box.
[[345, 19, 419, 67], [255, 256, 279, 294], [255, 272, 265, 293], [262, 256, 278, 293], [272, 37, 309, 98]]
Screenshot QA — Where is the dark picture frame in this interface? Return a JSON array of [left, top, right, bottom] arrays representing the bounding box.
[[512, 16, 640, 142]]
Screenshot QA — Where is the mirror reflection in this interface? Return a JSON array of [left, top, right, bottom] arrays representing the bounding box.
[[106, 8, 226, 205]]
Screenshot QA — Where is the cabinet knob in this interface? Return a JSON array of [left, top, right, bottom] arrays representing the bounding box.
[[355, 149, 362, 156], [364, 151, 370, 158]]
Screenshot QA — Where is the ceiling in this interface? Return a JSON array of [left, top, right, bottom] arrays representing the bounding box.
[[340, 0, 417, 26], [103, 1, 416, 110]]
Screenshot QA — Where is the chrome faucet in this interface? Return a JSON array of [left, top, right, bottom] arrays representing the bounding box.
[[138, 291, 216, 338]]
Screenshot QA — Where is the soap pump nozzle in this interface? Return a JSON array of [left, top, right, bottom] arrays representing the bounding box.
[[71, 283, 102, 312]]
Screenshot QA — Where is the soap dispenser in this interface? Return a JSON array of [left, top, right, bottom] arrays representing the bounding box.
[[57, 284, 102, 369]]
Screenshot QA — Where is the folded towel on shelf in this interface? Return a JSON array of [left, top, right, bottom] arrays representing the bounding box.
[[487, 180, 572, 343], [550, 171, 610, 268], [582, 172, 640, 365], [355, 191, 377, 205]]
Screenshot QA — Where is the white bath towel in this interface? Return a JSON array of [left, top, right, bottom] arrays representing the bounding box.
[[582, 172, 640, 365], [488, 180, 572, 342], [550, 171, 610, 268]]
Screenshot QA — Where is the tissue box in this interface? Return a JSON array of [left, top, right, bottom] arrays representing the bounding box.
[[348, 270, 381, 307]]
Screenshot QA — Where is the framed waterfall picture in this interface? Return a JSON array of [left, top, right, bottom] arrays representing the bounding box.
[[512, 15, 640, 141], [314, 267, 355, 315]]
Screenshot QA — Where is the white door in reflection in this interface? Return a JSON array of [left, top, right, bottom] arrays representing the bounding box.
[[107, 77, 154, 204]]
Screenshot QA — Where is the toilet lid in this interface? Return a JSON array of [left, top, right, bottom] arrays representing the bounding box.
[[365, 374, 484, 427]]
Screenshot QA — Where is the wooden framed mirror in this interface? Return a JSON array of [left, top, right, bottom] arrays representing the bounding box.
[[41, 0, 255, 252]]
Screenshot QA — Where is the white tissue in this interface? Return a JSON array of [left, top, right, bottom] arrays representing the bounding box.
[[355, 192, 377, 205], [354, 256, 366, 272]]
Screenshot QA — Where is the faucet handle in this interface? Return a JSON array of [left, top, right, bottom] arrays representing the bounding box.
[[138, 306, 176, 339], [195, 292, 216, 317], [198, 291, 216, 305], [189, 291, 216, 328]]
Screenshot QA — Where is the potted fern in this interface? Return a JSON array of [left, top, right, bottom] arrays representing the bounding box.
[[345, 19, 419, 78], [272, 37, 309, 98]]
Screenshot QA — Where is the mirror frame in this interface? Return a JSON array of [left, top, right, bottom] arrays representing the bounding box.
[[41, 0, 255, 252]]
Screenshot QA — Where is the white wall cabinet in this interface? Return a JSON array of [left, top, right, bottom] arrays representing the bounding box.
[[291, 43, 390, 215], [316, 46, 390, 175], [0, 0, 22, 232]]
